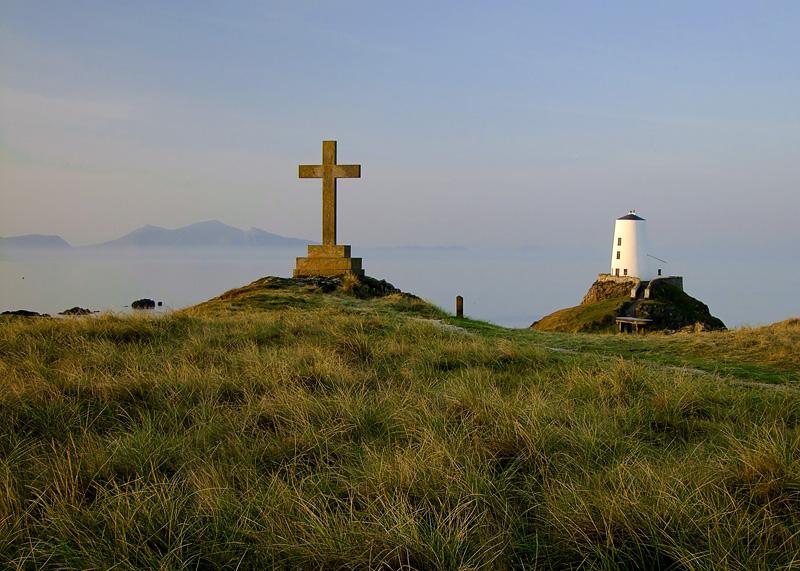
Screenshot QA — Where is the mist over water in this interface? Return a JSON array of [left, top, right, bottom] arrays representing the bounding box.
[[1, 248, 798, 328]]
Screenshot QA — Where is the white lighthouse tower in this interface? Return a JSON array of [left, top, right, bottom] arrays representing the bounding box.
[[610, 210, 653, 280]]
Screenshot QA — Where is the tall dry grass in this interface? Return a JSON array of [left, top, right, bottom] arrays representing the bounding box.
[[677, 317, 800, 369], [1, 308, 798, 569]]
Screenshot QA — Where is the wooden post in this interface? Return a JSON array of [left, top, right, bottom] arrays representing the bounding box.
[[456, 295, 463, 318]]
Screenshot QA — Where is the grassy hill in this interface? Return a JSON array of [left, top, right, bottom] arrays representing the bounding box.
[[1, 276, 798, 570], [532, 278, 726, 333]]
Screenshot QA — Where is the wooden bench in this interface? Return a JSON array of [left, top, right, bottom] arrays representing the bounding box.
[[616, 317, 653, 334]]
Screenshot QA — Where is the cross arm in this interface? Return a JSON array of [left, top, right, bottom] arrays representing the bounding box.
[[299, 165, 324, 178], [332, 165, 361, 179]]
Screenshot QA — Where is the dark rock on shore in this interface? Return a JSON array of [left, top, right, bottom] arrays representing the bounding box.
[[131, 298, 156, 310], [2, 310, 47, 317], [59, 307, 94, 316]]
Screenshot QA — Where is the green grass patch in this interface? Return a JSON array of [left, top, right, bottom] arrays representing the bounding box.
[[530, 296, 629, 333], [522, 320, 800, 386]]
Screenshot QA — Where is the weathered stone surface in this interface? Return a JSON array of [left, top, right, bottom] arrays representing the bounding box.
[[298, 140, 361, 247], [296, 255, 362, 270], [293, 264, 364, 278], [296, 141, 365, 278], [296, 257, 360, 270], [295, 245, 364, 277], [307, 245, 352, 258], [131, 298, 156, 310], [581, 277, 638, 305]]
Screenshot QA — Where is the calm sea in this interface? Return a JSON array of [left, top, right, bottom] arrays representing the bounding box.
[[1, 250, 797, 328]]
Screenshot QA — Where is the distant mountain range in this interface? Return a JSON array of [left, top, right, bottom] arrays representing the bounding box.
[[0, 221, 475, 263], [0, 234, 72, 249], [0, 221, 314, 250]]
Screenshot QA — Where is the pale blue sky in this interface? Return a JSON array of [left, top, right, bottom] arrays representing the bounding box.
[[2, 1, 798, 262]]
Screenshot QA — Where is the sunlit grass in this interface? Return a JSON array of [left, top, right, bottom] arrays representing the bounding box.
[[1, 278, 798, 569]]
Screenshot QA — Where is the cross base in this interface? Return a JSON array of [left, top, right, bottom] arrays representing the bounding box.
[[294, 245, 365, 278]]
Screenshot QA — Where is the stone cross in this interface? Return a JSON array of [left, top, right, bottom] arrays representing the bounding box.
[[299, 140, 361, 246]]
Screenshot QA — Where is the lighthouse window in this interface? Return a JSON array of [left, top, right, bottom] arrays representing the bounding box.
[[617, 238, 622, 246], [616, 251, 621, 259], [624, 269, 628, 276]]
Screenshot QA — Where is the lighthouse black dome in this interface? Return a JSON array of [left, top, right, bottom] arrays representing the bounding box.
[[618, 210, 645, 221]]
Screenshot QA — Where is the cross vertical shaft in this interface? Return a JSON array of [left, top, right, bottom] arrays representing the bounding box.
[[321, 141, 337, 246], [299, 140, 361, 246]]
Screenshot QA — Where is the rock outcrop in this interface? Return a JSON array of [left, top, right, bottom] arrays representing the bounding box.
[[634, 281, 725, 331], [1, 310, 46, 317], [131, 298, 156, 310], [532, 275, 725, 333], [59, 307, 93, 316], [580, 278, 638, 305]]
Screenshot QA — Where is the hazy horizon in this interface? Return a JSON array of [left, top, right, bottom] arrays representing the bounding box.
[[3, 215, 799, 329], [2, 250, 798, 329]]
